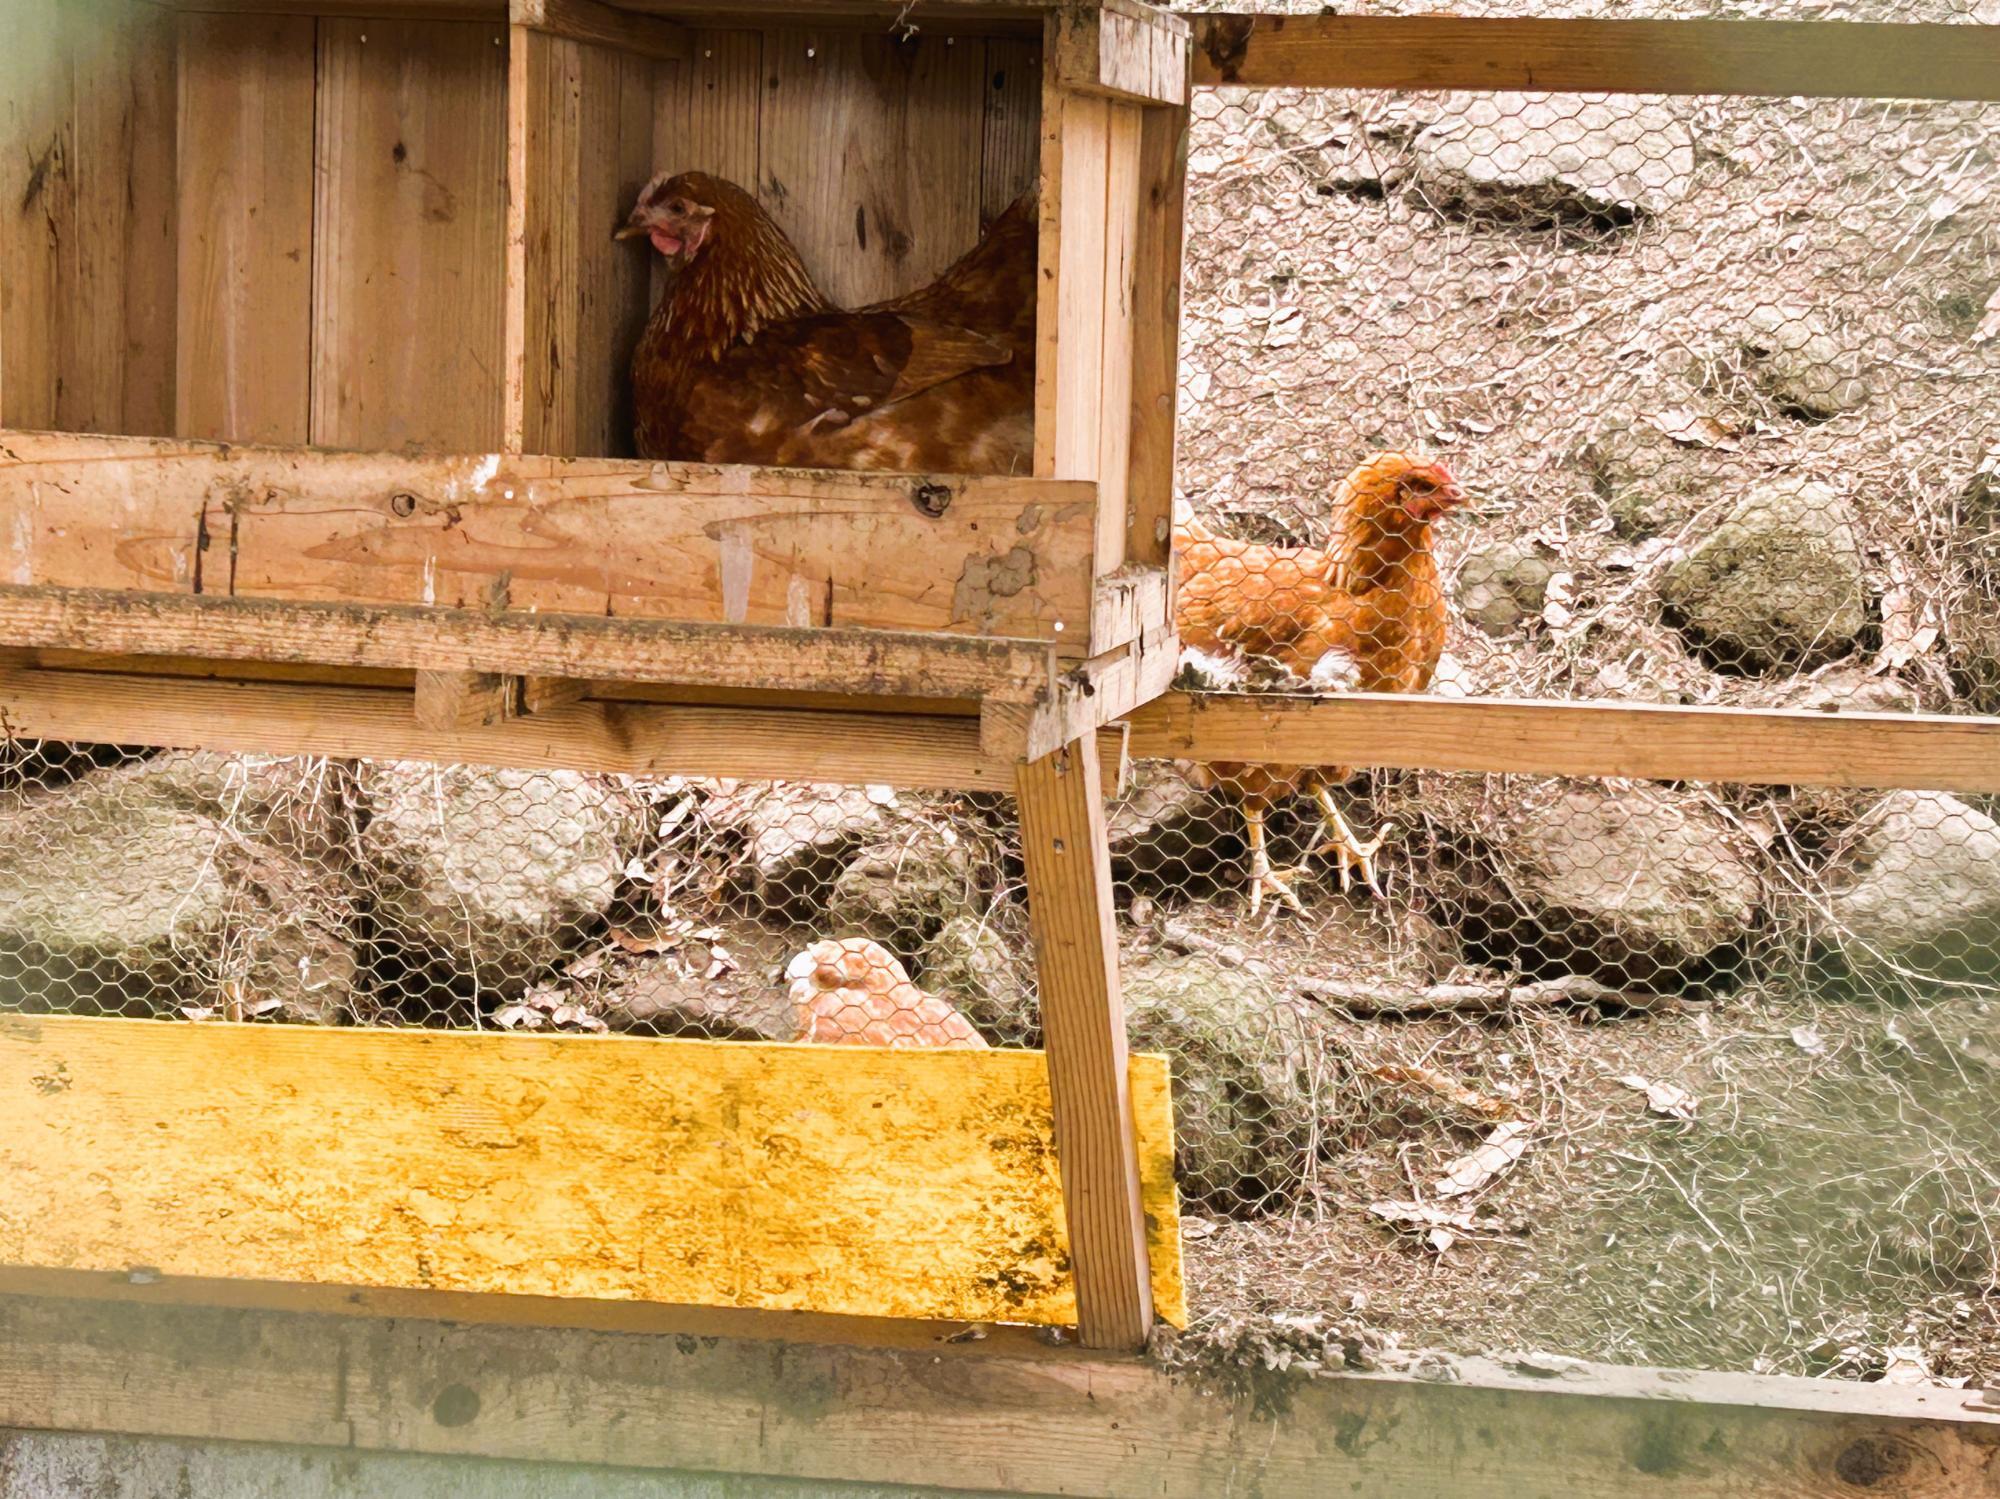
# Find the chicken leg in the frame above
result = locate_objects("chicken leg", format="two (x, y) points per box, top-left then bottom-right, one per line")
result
(1311, 782), (1391, 897)
(1244, 802), (1308, 918)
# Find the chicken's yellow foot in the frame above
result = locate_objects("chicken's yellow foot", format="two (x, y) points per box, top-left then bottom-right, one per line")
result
(1312, 784), (1392, 897)
(1245, 804), (1308, 918)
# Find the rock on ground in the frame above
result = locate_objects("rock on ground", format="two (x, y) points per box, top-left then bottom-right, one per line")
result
(1413, 94), (1694, 223)
(920, 908), (1038, 1045)
(1456, 538), (1557, 636)
(1417, 781), (1764, 988)
(1658, 479), (1869, 672)
(0, 757), (355, 1022)
(720, 784), (896, 919)
(1738, 304), (1870, 420)
(1581, 408), (1761, 540)
(358, 764), (646, 1006)
(1826, 791), (2000, 987)
(823, 818), (992, 956)
(1123, 953), (1331, 1210)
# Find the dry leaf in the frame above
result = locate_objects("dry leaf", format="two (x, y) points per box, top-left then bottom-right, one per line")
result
(1643, 407), (1741, 451)
(610, 927), (681, 957)
(491, 1003), (541, 1031)
(1542, 571), (1578, 631)
(1368, 1062), (1519, 1123)
(1434, 1121), (1536, 1198)
(1617, 1074), (1698, 1120)
(1264, 306), (1305, 347)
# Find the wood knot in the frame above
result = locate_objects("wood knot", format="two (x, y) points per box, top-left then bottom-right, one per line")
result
(1832, 1435), (1919, 1489)
(1199, 15), (1257, 82)
(912, 483), (953, 518)
(389, 492), (419, 518)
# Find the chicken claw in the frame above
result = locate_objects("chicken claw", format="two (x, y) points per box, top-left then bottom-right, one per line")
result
(1313, 785), (1392, 897)
(1244, 806), (1308, 919)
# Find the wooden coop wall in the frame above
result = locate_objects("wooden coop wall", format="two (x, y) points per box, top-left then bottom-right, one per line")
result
(1, 0), (510, 452)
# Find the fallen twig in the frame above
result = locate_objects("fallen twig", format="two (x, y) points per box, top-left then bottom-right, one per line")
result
(1298, 972), (1661, 1018)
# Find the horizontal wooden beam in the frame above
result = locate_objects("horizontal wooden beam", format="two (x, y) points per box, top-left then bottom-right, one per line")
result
(1054, 0), (1189, 106)
(0, 430), (1097, 643)
(0, 1017), (1183, 1328)
(1192, 15), (2000, 101)
(511, 0), (689, 61)
(0, 585), (1056, 700)
(174, 0), (505, 18)
(0, 662), (1123, 793)
(1126, 691), (2000, 794)
(0, 1294), (1993, 1497)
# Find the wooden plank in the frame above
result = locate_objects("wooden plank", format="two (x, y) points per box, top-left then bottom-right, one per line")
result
(0, 655), (1130, 790)
(176, 1), (504, 17)
(2, 1298), (1996, 1499)
(1124, 102), (1184, 569)
(979, 36), (1041, 227)
(506, 24), (656, 458)
(0, 662), (1128, 792)
(503, 24), (582, 454)
(1088, 563), (1170, 649)
(573, 42), (657, 458)
(0, 586), (1059, 700)
(61, 0), (179, 437)
(1033, 73), (1108, 485)
(1192, 15), (2000, 102)
(1052, 0), (1188, 106)
(311, 17), (509, 450)
(412, 666), (516, 727)
(175, 10), (317, 444)
(117, 0), (181, 437)
(0, 1015), (1181, 1328)
(1022, 617), (1173, 761)
(0, 0), (71, 432)
(511, 0), (689, 62)
(0, 432), (1100, 641)
(1125, 691), (2000, 795)
(1092, 99), (1140, 575)
(1015, 732), (1152, 1349)
(758, 27), (985, 308)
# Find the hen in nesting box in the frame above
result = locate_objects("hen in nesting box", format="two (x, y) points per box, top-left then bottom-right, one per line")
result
(619, 171), (1037, 474)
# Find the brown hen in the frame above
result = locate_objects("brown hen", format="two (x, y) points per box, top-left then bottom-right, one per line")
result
(618, 171), (1035, 472)
(1175, 451), (1467, 914)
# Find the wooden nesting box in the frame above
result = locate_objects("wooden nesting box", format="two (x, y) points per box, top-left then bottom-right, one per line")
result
(0, 0), (1189, 770)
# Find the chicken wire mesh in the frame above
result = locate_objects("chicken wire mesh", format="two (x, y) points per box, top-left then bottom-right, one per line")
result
(1, 0), (1996, 1397)
(1134, 0), (2000, 1389)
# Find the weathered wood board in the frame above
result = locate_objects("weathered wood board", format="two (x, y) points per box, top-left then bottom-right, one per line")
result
(0, 432), (1099, 640)
(1127, 690), (2000, 796)
(0, 0), (177, 439)
(0, 1015), (1184, 1329)
(311, 17), (509, 451)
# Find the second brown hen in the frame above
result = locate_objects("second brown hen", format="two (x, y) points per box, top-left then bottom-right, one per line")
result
(1176, 451), (1468, 914)
(619, 172), (1035, 473)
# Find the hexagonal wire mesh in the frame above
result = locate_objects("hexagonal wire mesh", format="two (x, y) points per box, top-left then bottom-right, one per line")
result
(1, 0), (1996, 1391)
(1147, 0), (2000, 1385)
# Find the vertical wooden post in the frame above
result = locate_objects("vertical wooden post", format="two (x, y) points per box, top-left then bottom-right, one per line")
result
(1016, 732), (1153, 1350)
(1125, 101), (1187, 569)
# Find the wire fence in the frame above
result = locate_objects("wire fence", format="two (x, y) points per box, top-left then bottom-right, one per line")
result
(1, 0), (1996, 1393)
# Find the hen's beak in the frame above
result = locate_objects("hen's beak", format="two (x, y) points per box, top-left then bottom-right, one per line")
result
(613, 222), (649, 242)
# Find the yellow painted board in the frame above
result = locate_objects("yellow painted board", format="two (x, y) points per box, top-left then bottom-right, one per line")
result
(0, 1015), (1184, 1329)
